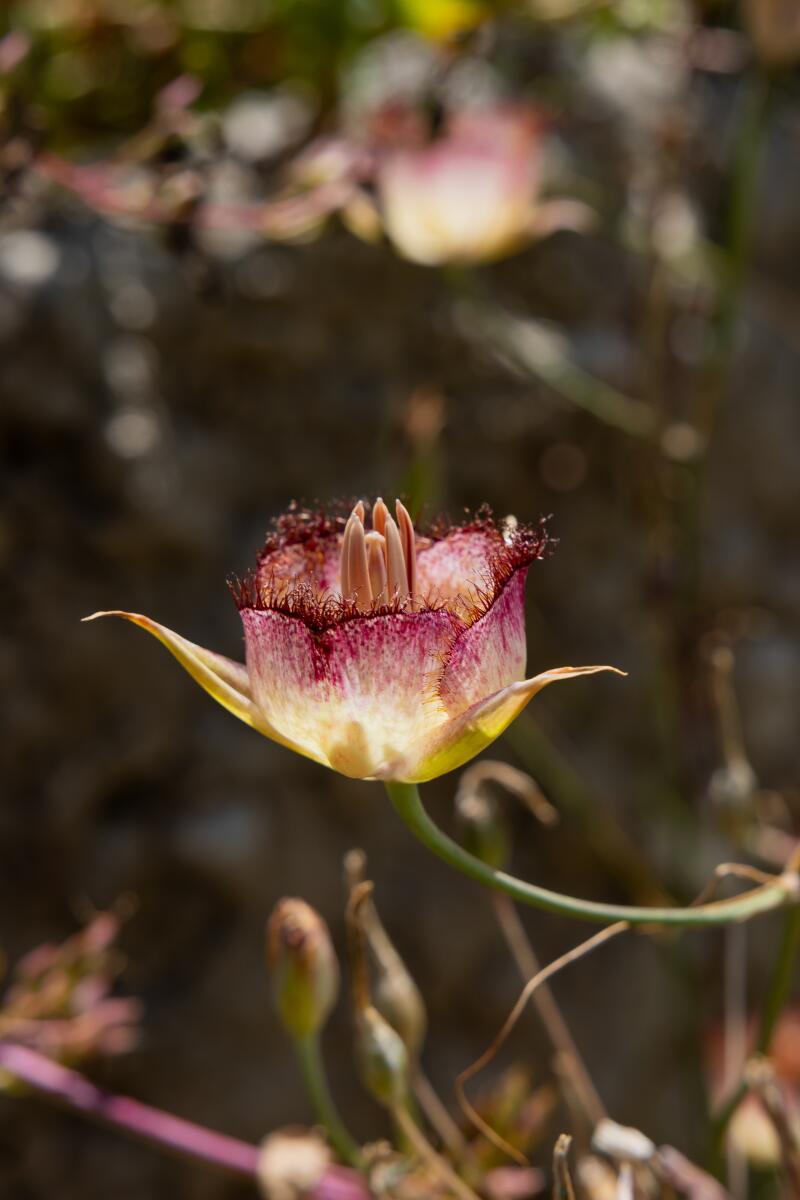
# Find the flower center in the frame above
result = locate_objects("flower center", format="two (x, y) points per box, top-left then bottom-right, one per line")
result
(340, 498), (418, 611)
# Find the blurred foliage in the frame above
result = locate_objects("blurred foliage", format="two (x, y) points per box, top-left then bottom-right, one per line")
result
(0, 0), (777, 150)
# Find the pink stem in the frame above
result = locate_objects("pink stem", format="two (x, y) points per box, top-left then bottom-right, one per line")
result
(0, 1042), (368, 1197)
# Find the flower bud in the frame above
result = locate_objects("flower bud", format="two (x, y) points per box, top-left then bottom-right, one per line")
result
(266, 899), (339, 1041)
(355, 1004), (409, 1109)
(344, 849), (427, 1061)
(374, 959), (427, 1064)
(455, 787), (509, 870)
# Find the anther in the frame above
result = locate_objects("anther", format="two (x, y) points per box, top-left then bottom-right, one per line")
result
(340, 499), (419, 611)
(372, 497), (389, 538)
(347, 514), (371, 609)
(365, 531), (388, 606)
(384, 516), (409, 604)
(395, 500), (418, 605)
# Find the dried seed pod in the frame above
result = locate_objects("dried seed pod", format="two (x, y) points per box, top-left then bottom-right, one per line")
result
(355, 1004), (409, 1109)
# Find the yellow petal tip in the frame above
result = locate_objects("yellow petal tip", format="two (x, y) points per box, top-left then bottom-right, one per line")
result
(82, 609), (145, 625)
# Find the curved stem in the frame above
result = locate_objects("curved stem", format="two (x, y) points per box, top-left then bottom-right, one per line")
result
(296, 1033), (362, 1168)
(386, 782), (797, 928)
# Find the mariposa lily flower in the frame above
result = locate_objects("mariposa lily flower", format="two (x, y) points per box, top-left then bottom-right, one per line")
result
(377, 107), (590, 267)
(86, 500), (619, 782)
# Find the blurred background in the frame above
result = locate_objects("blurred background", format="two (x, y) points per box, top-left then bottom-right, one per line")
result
(2, 0), (800, 1196)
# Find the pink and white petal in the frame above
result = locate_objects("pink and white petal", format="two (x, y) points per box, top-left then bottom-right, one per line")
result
(82, 610), (316, 761)
(258, 536), (342, 599)
(438, 568), (528, 717)
(240, 607), (457, 779)
(415, 530), (502, 609)
(378, 664), (626, 783)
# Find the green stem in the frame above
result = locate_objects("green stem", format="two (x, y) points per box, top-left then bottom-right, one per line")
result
(386, 782), (797, 928)
(711, 903), (800, 1155)
(718, 68), (771, 359)
(756, 902), (800, 1056)
(295, 1033), (362, 1167)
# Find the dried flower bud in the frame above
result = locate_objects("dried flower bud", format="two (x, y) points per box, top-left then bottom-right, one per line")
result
(267, 899), (339, 1041)
(344, 849), (427, 1060)
(373, 959), (427, 1064)
(455, 788), (509, 870)
(355, 1005), (409, 1108)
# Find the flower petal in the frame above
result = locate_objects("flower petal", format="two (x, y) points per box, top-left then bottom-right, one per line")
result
(416, 529), (502, 609)
(438, 568), (527, 716)
(82, 610), (318, 761)
(378, 664), (626, 783)
(240, 607), (457, 779)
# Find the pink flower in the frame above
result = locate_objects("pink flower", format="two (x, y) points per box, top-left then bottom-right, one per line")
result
(86, 501), (619, 782)
(377, 108), (586, 267)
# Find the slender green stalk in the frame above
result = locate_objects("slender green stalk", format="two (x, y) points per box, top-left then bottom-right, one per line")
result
(712, 903), (800, 1153)
(712, 67), (772, 379)
(386, 782), (797, 928)
(295, 1033), (362, 1167)
(756, 902), (800, 1056)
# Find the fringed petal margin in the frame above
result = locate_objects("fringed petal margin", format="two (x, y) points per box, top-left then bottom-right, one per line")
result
(82, 611), (324, 764)
(378, 664), (626, 783)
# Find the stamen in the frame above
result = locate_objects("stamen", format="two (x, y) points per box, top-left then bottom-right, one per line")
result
(384, 516), (410, 604)
(347, 515), (371, 610)
(395, 500), (418, 606)
(372, 497), (389, 538)
(365, 531), (388, 605)
(340, 515), (354, 600)
(339, 499), (418, 611)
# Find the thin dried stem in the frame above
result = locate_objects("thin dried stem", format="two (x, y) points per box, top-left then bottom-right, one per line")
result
(455, 922), (629, 1164)
(710, 647), (752, 777)
(345, 881), (375, 1014)
(457, 760), (559, 828)
(391, 1102), (481, 1200)
(490, 891), (605, 1127)
(413, 1066), (468, 1163)
(552, 1133), (577, 1200)
(745, 1057), (800, 1194)
(722, 926), (748, 1200)
(690, 862), (785, 909)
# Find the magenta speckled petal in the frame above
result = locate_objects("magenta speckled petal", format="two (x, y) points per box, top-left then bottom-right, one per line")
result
(241, 606), (458, 779)
(415, 529), (502, 609)
(257, 530), (343, 599)
(438, 568), (528, 716)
